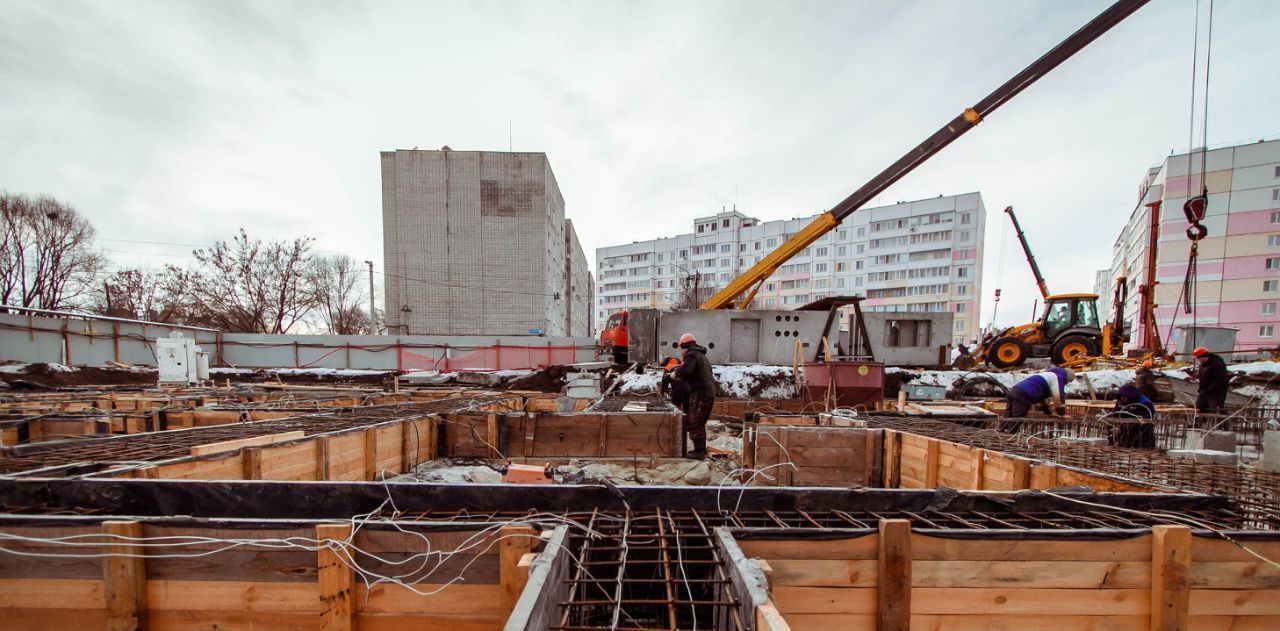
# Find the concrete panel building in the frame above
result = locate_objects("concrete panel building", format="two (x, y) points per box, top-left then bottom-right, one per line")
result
(1106, 138), (1280, 355)
(381, 149), (592, 337)
(595, 193), (986, 345)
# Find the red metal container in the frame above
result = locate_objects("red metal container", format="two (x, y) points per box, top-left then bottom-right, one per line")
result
(801, 361), (885, 408)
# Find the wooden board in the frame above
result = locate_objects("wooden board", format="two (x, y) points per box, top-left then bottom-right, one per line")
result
(190, 431), (306, 457)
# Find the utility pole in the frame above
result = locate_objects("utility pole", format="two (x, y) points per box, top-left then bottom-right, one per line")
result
(365, 260), (377, 334)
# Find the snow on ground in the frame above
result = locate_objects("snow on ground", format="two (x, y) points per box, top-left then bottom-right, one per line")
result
(709, 435), (743, 454)
(0, 362), (76, 373)
(267, 368), (391, 377)
(614, 364), (795, 398)
(1235, 385), (1280, 407)
(1229, 361), (1280, 376)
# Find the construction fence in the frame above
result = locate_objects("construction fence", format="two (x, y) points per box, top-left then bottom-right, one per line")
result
(0, 309), (597, 371)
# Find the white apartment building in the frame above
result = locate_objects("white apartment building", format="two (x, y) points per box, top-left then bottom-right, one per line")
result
(595, 193), (986, 345)
(1107, 138), (1280, 354)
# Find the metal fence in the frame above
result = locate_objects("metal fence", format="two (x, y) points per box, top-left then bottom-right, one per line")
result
(0, 308), (597, 371)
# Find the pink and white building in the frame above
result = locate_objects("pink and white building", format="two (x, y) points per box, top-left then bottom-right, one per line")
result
(1108, 138), (1280, 355)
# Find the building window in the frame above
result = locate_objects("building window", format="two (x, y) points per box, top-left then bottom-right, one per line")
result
(838, 229), (847, 240)
(1275, 165), (1280, 178)
(1263, 303), (1277, 316)
(697, 225), (704, 233)
(960, 213), (971, 224)
(855, 276), (863, 287)
(956, 267), (968, 278)
(1262, 325), (1275, 338)
(755, 241), (761, 250)
(815, 262), (828, 272)
(857, 244), (864, 254)
(766, 238), (778, 247)
(739, 243), (746, 252)
(836, 278), (846, 288)
(837, 246), (847, 256)
(956, 303), (966, 313)
(815, 247), (829, 257)
(720, 244), (731, 253)
(1266, 257), (1280, 270)
(857, 227), (865, 237)
(1271, 211), (1280, 224)
(1270, 234), (1280, 247)
(959, 230), (971, 242)
(836, 262), (848, 272)
(1265, 280), (1279, 292)
(722, 218), (730, 228)
(955, 319), (965, 331)
(855, 260), (863, 270)
(1274, 189), (1280, 201)
(956, 284), (967, 295)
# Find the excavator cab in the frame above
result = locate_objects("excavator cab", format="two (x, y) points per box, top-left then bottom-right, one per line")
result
(983, 294), (1104, 368)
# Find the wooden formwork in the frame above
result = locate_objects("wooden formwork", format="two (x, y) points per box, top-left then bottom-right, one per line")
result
(0, 518), (553, 631)
(884, 428), (1158, 492)
(735, 523), (1280, 631)
(744, 424), (882, 487)
(439, 412), (681, 460)
(94, 415), (440, 482)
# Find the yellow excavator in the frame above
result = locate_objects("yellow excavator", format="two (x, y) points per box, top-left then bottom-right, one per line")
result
(974, 206), (1125, 368)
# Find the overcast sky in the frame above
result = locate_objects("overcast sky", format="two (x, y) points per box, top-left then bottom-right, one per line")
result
(4, 0), (1278, 328)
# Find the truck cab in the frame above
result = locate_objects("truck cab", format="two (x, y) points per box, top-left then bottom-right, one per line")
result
(599, 311), (629, 363)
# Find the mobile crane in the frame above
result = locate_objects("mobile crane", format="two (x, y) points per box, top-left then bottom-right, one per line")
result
(603, 0), (1151, 363)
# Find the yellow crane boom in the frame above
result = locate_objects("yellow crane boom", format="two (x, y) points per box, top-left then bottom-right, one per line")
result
(700, 0), (1149, 310)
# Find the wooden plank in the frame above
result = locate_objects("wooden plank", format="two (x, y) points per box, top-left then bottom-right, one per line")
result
(911, 588), (1150, 615)
(103, 521), (147, 631)
(970, 449), (985, 491)
(740, 535), (879, 561)
(499, 526), (537, 616)
(913, 560), (1150, 589)
(189, 431), (305, 457)
(1188, 589), (1280, 615)
(912, 535), (1152, 562)
(317, 523), (355, 630)
(364, 428), (379, 481)
(883, 430), (900, 488)
(908, 614), (1148, 630)
(1029, 463), (1058, 489)
(771, 586), (877, 614)
(878, 519), (911, 631)
(1152, 525), (1191, 631)
(147, 580), (318, 613)
(924, 439), (940, 488)
(243, 447), (263, 480)
(317, 436), (333, 481)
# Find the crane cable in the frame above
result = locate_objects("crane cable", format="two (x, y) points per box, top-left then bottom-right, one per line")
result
(1174, 0), (1213, 356)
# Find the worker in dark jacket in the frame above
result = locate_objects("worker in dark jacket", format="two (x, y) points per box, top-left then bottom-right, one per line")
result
(1000, 367), (1074, 432)
(1134, 360), (1160, 402)
(673, 333), (716, 460)
(1193, 347), (1229, 415)
(1109, 383), (1156, 449)
(658, 357), (690, 412)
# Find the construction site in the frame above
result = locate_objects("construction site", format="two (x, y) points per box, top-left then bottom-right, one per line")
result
(3, 0), (1280, 630)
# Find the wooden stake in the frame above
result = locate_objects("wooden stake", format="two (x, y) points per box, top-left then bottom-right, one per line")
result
(877, 519), (911, 631)
(364, 427), (379, 481)
(1151, 525), (1190, 631)
(317, 523), (355, 631)
(103, 520), (147, 631)
(499, 526), (538, 615)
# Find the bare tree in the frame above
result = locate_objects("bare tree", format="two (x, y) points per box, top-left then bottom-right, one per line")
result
(675, 272), (719, 310)
(186, 229), (316, 333)
(308, 254), (372, 334)
(91, 266), (196, 323)
(1, 193), (106, 310)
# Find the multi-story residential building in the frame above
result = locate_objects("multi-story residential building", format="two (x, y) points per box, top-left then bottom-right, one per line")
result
(381, 148), (592, 337)
(595, 193), (986, 345)
(1107, 138), (1280, 354)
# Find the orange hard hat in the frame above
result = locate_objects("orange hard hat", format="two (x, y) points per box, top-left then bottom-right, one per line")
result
(1142, 360), (1153, 368)
(1192, 347), (1209, 358)
(678, 333), (696, 345)
(664, 358), (679, 370)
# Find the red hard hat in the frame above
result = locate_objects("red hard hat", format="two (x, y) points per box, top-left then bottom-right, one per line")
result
(1192, 347), (1209, 358)
(678, 333), (696, 345)
(1141, 360), (1153, 368)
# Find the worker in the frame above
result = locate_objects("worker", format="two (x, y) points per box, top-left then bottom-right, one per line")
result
(1109, 383), (1156, 449)
(672, 333), (716, 460)
(1193, 347), (1229, 415)
(1000, 367), (1075, 432)
(1134, 360), (1160, 402)
(658, 357), (689, 412)
(952, 343), (974, 370)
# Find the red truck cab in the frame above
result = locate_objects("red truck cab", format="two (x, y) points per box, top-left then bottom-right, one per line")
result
(599, 311), (629, 363)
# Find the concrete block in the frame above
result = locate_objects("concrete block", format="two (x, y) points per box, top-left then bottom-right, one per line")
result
(1186, 428), (1236, 453)
(1264, 430), (1280, 473)
(1167, 449), (1238, 466)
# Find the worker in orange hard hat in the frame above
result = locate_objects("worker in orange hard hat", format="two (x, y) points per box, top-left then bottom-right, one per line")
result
(671, 332), (716, 460)
(658, 356), (689, 412)
(1134, 359), (1159, 401)
(1192, 346), (1229, 416)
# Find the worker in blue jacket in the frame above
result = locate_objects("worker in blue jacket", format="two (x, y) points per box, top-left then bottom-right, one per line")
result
(1000, 367), (1075, 432)
(1108, 383), (1156, 449)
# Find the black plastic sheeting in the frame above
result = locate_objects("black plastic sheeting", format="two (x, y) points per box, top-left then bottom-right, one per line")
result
(0, 478), (1236, 520)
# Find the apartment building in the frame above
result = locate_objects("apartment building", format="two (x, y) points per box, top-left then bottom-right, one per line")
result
(381, 149), (593, 337)
(1107, 138), (1280, 354)
(595, 193), (986, 345)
